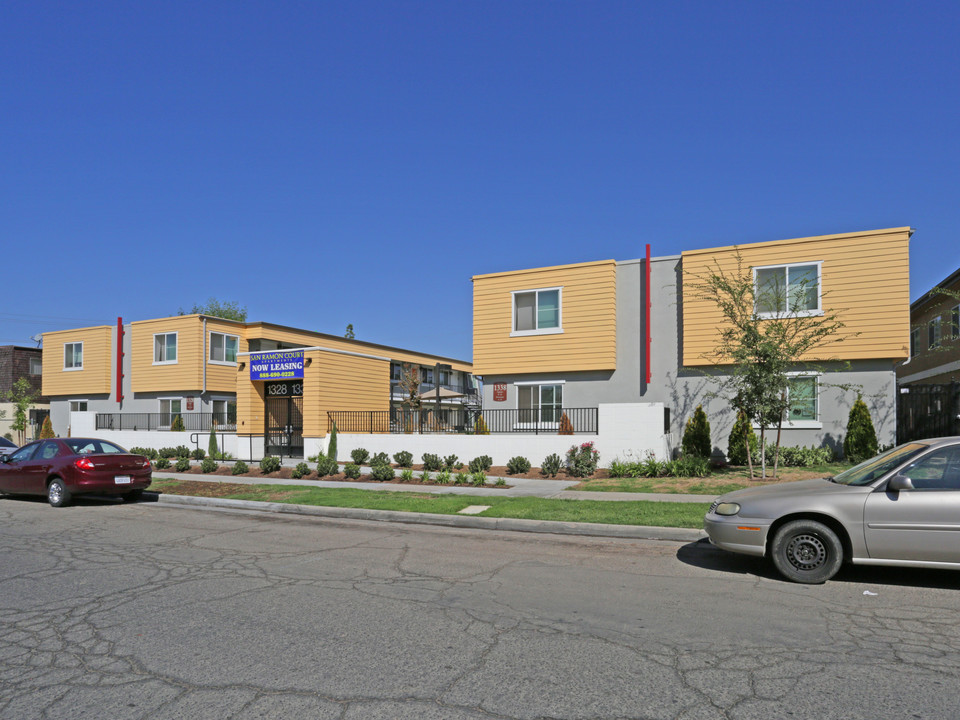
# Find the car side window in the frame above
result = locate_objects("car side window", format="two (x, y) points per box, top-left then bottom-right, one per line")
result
(38, 442), (61, 460)
(902, 446), (960, 491)
(7, 444), (39, 462)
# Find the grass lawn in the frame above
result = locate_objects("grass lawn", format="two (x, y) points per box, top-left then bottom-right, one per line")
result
(150, 479), (709, 529)
(571, 462), (852, 495)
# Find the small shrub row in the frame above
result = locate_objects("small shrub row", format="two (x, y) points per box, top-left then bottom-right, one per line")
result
(259, 456), (281, 474)
(469, 455), (492, 473)
(232, 461), (249, 475)
(191, 448), (206, 460)
(153, 457), (170, 469)
(506, 456), (531, 475)
(394, 450), (413, 467)
(422, 453), (443, 471)
(158, 446), (191, 459)
(316, 456), (338, 477)
(344, 463), (361, 479)
(130, 446), (158, 460)
(609, 453), (710, 478)
(291, 462), (310, 479)
(200, 457), (218, 473)
(175, 457), (191, 473)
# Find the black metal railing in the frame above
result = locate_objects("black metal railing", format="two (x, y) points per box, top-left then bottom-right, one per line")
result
(95, 413), (237, 432)
(328, 407), (598, 435)
(390, 381), (479, 397)
(897, 382), (960, 444)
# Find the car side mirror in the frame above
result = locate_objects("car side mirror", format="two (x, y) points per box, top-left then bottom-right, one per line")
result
(887, 474), (915, 492)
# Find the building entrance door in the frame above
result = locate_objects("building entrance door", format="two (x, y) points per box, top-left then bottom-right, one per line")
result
(264, 381), (304, 458)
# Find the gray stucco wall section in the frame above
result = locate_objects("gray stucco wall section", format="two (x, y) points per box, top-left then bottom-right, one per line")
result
(481, 254), (898, 457)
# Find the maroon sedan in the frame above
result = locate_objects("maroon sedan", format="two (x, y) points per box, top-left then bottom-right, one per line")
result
(0, 438), (152, 507)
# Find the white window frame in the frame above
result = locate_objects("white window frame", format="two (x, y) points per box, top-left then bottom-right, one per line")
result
(929, 316), (942, 350)
(750, 373), (822, 430)
(514, 380), (565, 428)
(209, 332), (240, 365)
(511, 286), (564, 337)
(63, 342), (83, 371)
(153, 332), (179, 365)
(159, 397), (183, 428)
(752, 262), (823, 318)
(69, 399), (89, 413)
(210, 397), (236, 426)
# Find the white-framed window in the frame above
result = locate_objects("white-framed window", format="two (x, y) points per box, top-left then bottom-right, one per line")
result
(211, 399), (237, 426)
(154, 332), (178, 364)
(910, 327), (920, 358)
(753, 262), (821, 317)
(929, 316), (942, 349)
(516, 382), (564, 425)
(210, 332), (239, 364)
(64, 342), (83, 370)
(159, 398), (182, 427)
(787, 376), (818, 423)
(29, 357), (42, 375)
(511, 287), (562, 336)
(69, 400), (88, 412)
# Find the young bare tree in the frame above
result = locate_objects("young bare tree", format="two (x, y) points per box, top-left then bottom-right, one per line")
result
(398, 363), (422, 410)
(687, 252), (850, 478)
(6, 377), (37, 446)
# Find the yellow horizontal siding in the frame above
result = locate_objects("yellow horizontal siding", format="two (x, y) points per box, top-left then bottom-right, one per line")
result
(682, 228), (911, 366)
(42, 326), (113, 396)
(205, 318), (248, 393)
(130, 316), (205, 392)
(312, 350), (390, 436)
(473, 260), (617, 375)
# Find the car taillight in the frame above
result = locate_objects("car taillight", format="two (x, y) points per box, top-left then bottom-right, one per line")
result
(140, 459), (151, 469)
(75, 457), (95, 470)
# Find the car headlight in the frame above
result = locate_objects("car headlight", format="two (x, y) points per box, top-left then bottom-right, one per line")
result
(714, 502), (741, 516)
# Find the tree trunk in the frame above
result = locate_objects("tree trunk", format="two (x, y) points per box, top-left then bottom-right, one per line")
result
(760, 427), (767, 479)
(772, 390), (786, 479)
(744, 417), (755, 481)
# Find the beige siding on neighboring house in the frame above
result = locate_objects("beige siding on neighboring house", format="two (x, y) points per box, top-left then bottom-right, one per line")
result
(472, 260), (617, 375)
(681, 228), (912, 367)
(42, 326), (113, 396)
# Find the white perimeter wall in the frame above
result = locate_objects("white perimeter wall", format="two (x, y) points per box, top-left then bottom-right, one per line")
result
(70, 412), (239, 458)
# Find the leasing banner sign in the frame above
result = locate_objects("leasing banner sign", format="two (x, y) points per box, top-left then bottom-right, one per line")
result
(250, 350), (304, 381)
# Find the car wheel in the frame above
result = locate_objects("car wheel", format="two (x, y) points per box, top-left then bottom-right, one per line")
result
(771, 519), (843, 584)
(47, 479), (72, 508)
(122, 490), (144, 503)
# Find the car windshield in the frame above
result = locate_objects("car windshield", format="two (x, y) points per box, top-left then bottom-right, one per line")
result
(831, 443), (929, 486)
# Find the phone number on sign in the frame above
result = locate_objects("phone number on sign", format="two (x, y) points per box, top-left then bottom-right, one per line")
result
(259, 372), (298, 379)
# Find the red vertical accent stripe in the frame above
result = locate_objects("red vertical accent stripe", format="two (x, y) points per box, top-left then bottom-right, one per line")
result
(116, 317), (124, 404)
(645, 244), (651, 385)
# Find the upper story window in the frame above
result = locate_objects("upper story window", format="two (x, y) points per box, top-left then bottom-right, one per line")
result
(929, 316), (942, 349)
(512, 287), (562, 336)
(754, 263), (821, 317)
(210, 332), (239, 364)
(154, 332), (178, 364)
(64, 342), (83, 370)
(29, 357), (42, 375)
(910, 327), (920, 358)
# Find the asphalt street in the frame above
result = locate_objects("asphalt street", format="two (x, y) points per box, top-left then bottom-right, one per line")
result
(1, 495), (959, 719)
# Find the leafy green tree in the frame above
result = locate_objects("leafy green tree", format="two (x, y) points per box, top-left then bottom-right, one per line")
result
(687, 252), (848, 478)
(5, 377), (36, 446)
(178, 298), (247, 322)
(681, 405), (712, 458)
(843, 395), (878, 463)
(208, 425), (219, 459)
(727, 409), (758, 468)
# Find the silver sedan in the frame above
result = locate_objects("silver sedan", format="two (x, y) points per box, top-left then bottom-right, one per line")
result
(704, 437), (960, 583)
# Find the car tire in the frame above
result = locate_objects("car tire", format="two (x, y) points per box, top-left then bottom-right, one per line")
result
(771, 519), (843, 584)
(122, 490), (144, 503)
(47, 478), (72, 508)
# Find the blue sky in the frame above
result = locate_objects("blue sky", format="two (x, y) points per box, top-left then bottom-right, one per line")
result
(2, 1), (957, 360)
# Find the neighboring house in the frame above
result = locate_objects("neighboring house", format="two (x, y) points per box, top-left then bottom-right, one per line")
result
(473, 227), (912, 454)
(898, 266), (960, 386)
(0, 345), (49, 442)
(42, 316), (472, 459)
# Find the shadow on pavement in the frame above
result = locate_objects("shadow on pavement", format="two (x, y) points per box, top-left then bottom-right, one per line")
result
(676, 537), (960, 589)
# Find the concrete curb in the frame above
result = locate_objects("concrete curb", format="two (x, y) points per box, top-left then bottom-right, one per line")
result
(156, 494), (707, 542)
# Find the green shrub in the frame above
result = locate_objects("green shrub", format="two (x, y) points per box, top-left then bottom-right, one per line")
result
(191, 448), (206, 460)
(259, 456), (281, 474)
(469, 455), (493, 473)
(471, 471), (487, 486)
(775, 445), (834, 467)
(639, 454), (668, 478)
(158, 447), (178, 458)
(682, 405), (712, 459)
(327, 421), (338, 461)
(541, 453), (562, 477)
(200, 457), (218, 473)
(495, 477), (506, 487)
(454, 471), (470, 485)
(609, 458), (631, 477)
(422, 453), (443, 471)
(175, 457), (191, 473)
(316, 456), (338, 477)
(435, 469), (452, 485)
(370, 463), (395, 482)
(394, 450), (413, 467)
(443, 454), (460, 470)
(213, 451), (234, 461)
(232, 461), (249, 475)
(370, 451), (390, 467)
(291, 462), (310, 479)
(351, 448), (370, 464)
(208, 426), (219, 459)
(844, 395), (878, 463)
(343, 463), (361, 479)
(727, 409), (758, 465)
(506, 456), (531, 475)
(171, 415), (185, 432)
(565, 442), (599, 478)
(131, 446), (158, 460)
(665, 456), (710, 478)
(399, 468), (414, 482)
(174, 445), (191, 458)
(154, 457), (170, 469)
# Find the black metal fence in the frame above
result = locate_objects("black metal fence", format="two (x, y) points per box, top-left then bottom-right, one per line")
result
(897, 383), (960, 444)
(95, 413), (237, 432)
(328, 407), (598, 435)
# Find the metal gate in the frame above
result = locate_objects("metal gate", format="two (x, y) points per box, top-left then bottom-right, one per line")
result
(264, 381), (304, 458)
(897, 382), (960, 444)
